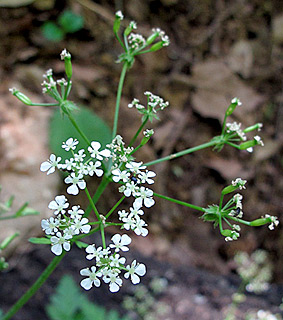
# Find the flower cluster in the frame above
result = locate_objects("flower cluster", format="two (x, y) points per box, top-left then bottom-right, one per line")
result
(40, 138), (110, 195)
(80, 233), (146, 293)
(41, 195), (91, 255)
(128, 91), (169, 122)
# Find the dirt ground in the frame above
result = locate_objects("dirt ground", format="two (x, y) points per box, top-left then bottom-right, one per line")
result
(0, 0), (282, 319)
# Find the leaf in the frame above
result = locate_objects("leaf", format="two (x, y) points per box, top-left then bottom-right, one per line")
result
(49, 106), (111, 164)
(58, 10), (84, 34)
(41, 21), (64, 42)
(15, 203), (39, 217)
(29, 237), (51, 245)
(74, 240), (89, 249)
(46, 275), (84, 320)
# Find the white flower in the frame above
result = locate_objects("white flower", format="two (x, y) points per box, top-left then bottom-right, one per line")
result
(41, 217), (60, 235)
(121, 181), (139, 197)
(134, 217), (148, 237)
(74, 149), (86, 162)
(232, 178), (247, 190)
(118, 209), (129, 220)
(68, 205), (84, 219)
(61, 158), (76, 171)
(62, 138), (78, 151)
(233, 194), (243, 209)
(109, 254), (126, 267)
(109, 234), (132, 252)
(124, 260), (146, 284)
(88, 141), (111, 160)
(138, 170), (156, 184)
(76, 162), (89, 175)
(122, 216), (137, 231)
(48, 195), (69, 215)
(80, 266), (102, 290)
(50, 232), (72, 255)
(87, 161), (103, 177)
(264, 214), (279, 230)
(115, 10), (124, 20)
(129, 201), (144, 217)
(40, 154), (61, 175)
(71, 217), (91, 235)
(112, 169), (130, 183)
(103, 271), (123, 293)
(64, 173), (86, 195)
(85, 245), (103, 261)
(134, 187), (155, 208)
(126, 161), (146, 174)
(254, 135), (264, 146)
(231, 97), (242, 106)
(60, 49), (71, 60)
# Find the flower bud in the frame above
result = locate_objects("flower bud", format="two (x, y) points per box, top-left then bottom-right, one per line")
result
(146, 33), (159, 46)
(113, 11), (123, 34)
(9, 88), (32, 105)
(60, 100), (79, 115)
(225, 97), (242, 116)
(250, 218), (268, 227)
(149, 41), (164, 52)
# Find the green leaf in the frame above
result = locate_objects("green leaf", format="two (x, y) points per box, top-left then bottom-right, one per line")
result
(58, 10), (84, 34)
(46, 275), (84, 320)
(49, 106), (111, 164)
(42, 21), (65, 42)
(29, 237), (51, 245)
(15, 203), (39, 217)
(74, 240), (89, 249)
(0, 232), (19, 250)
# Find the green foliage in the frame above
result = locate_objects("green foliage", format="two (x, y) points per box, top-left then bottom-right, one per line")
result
(29, 237), (51, 245)
(42, 22), (65, 42)
(46, 275), (129, 320)
(58, 10), (84, 34)
(42, 9), (84, 42)
(49, 106), (111, 164)
(0, 308), (3, 320)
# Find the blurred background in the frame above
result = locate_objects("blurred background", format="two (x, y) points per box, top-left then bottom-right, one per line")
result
(0, 0), (282, 319)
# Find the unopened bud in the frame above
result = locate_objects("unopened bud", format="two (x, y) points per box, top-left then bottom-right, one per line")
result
(9, 88), (32, 105)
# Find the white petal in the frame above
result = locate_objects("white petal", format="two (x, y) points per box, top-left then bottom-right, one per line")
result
(131, 273), (140, 284)
(67, 184), (79, 195)
(111, 234), (121, 244)
(81, 225), (91, 233)
(144, 198), (155, 208)
(47, 167), (56, 175)
(96, 169), (103, 177)
(135, 264), (146, 276)
(64, 176), (73, 184)
(81, 278), (92, 290)
(90, 141), (101, 150)
(80, 268), (91, 276)
(63, 242), (71, 251)
(78, 181), (86, 190)
(109, 282), (120, 293)
(134, 198), (143, 208)
(51, 244), (62, 255)
(49, 154), (56, 162)
(93, 278), (101, 287)
(100, 149), (111, 158)
(48, 200), (58, 210)
(55, 195), (67, 205)
(40, 162), (51, 172)
(121, 234), (131, 246)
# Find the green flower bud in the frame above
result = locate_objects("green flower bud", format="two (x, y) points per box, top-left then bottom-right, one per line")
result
(239, 140), (257, 150)
(225, 97), (242, 116)
(146, 32), (159, 46)
(113, 11), (123, 34)
(221, 185), (238, 195)
(250, 218), (269, 227)
(9, 88), (32, 105)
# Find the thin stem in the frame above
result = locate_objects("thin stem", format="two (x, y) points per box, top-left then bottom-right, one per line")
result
(105, 196), (126, 219)
(30, 103), (59, 107)
(100, 224), (106, 249)
(129, 116), (149, 147)
(2, 253), (66, 320)
(144, 141), (217, 167)
(226, 215), (251, 226)
(112, 62), (128, 139)
(68, 113), (90, 146)
(221, 114), (228, 136)
(225, 141), (241, 149)
(106, 222), (124, 227)
(114, 32), (126, 50)
(129, 144), (143, 155)
(74, 226), (100, 240)
(85, 176), (110, 217)
(84, 187), (100, 221)
(154, 192), (205, 212)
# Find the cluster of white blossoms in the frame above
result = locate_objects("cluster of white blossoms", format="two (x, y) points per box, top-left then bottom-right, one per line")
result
(80, 234), (146, 293)
(41, 69), (70, 95)
(40, 135), (156, 292)
(41, 195), (91, 255)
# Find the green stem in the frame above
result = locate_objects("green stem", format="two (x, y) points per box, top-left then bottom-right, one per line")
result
(112, 62), (128, 140)
(85, 176), (110, 217)
(105, 196), (126, 219)
(100, 224), (106, 249)
(144, 141), (217, 167)
(225, 215), (251, 226)
(106, 222), (123, 226)
(2, 252), (66, 320)
(221, 114), (228, 136)
(74, 226), (100, 240)
(84, 187), (100, 221)
(30, 103), (59, 107)
(154, 192), (205, 212)
(129, 116), (149, 147)
(68, 113), (90, 146)
(225, 141), (241, 149)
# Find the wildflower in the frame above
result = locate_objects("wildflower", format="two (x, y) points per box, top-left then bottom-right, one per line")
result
(61, 158), (76, 171)
(40, 154), (62, 175)
(112, 169), (130, 183)
(64, 173), (86, 195)
(62, 138), (79, 151)
(226, 122), (247, 141)
(50, 231), (72, 255)
(138, 170), (156, 184)
(109, 254), (126, 267)
(231, 97), (242, 106)
(124, 260), (146, 284)
(232, 178), (247, 190)
(103, 271), (123, 293)
(60, 49), (71, 60)
(85, 245), (103, 261)
(134, 187), (155, 208)
(143, 129), (154, 138)
(80, 266), (102, 290)
(41, 217), (60, 235)
(254, 135), (264, 146)
(109, 234), (132, 252)
(126, 161), (146, 174)
(115, 10), (124, 20)
(74, 149), (86, 162)
(120, 181), (139, 197)
(71, 217), (91, 235)
(118, 209), (129, 220)
(88, 141), (111, 160)
(129, 201), (144, 217)
(264, 214), (279, 230)
(87, 161), (103, 177)
(134, 216), (148, 236)
(48, 195), (69, 215)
